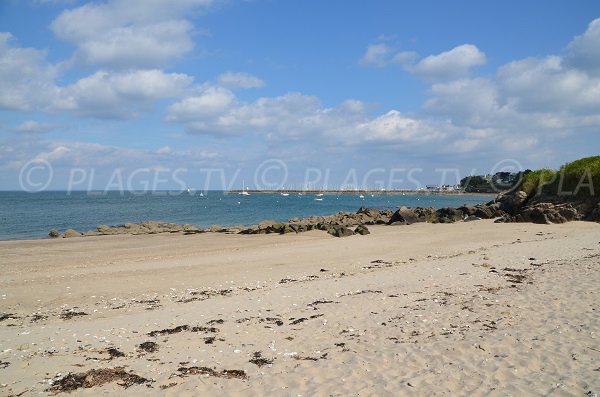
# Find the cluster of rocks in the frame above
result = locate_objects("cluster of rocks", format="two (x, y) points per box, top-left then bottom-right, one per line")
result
(49, 189), (599, 239)
(494, 190), (598, 224)
(49, 221), (204, 239)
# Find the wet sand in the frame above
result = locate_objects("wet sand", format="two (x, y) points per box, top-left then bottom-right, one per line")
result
(0, 221), (598, 396)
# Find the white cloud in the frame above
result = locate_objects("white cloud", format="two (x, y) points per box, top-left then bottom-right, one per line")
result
(565, 17), (600, 76)
(0, 33), (59, 112)
(410, 44), (486, 82)
(167, 86), (236, 122)
(167, 90), (463, 150)
(497, 56), (600, 114)
(359, 42), (418, 67)
(357, 110), (447, 144)
(217, 72), (265, 89)
(57, 69), (194, 118)
(13, 120), (58, 134)
(359, 43), (391, 67)
(168, 92), (365, 139)
(50, 0), (215, 69)
(0, 33), (193, 118)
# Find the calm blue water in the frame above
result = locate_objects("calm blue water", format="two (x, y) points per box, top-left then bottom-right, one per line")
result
(0, 191), (491, 240)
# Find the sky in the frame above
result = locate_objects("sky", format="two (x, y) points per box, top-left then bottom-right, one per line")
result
(0, 0), (599, 191)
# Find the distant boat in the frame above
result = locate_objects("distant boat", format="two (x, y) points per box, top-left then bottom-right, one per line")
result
(186, 188), (191, 193)
(359, 195), (365, 199)
(281, 193), (289, 196)
(239, 180), (250, 196)
(315, 198), (323, 201)
(316, 193), (324, 197)
(199, 192), (204, 197)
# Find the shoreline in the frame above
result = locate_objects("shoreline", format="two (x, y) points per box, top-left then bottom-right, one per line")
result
(227, 189), (497, 197)
(0, 221), (598, 395)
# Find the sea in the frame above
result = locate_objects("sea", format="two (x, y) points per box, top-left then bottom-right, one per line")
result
(0, 191), (491, 240)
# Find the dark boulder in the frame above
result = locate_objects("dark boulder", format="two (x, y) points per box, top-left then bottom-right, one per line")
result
(435, 207), (464, 223)
(327, 225), (355, 238)
(518, 202), (581, 224)
(388, 206), (420, 225)
(354, 225), (370, 235)
(457, 206), (477, 216)
(48, 229), (60, 238)
(497, 190), (529, 214)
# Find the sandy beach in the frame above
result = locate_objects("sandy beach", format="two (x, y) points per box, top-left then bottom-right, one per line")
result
(0, 221), (598, 396)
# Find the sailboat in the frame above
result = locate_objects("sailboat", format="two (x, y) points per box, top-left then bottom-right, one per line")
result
(239, 180), (250, 196)
(280, 192), (289, 196)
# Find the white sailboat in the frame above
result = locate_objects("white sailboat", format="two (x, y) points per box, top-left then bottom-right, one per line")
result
(239, 180), (250, 196)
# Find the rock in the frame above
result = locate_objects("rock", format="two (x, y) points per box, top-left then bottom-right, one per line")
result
(182, 224), (203, 234)
(457, 206), (477, 216)
(388, 206), (420, 225)
(464, 215), (481, 222)
(48, 229), (60, 238)
(63, 229), (82, 238)
(357, 207), (393, 224)
(97, 224), (113, 234)
(327, 225), (355, 238)
(474, 206), (494, 219)
(258, 220), (277, 230)
(265, 222), (295, 234)
(516, 202), (581, 224)
(354, 225), (370, 235)
(497, 190), (529, 214)
(435, 208), (463, 223)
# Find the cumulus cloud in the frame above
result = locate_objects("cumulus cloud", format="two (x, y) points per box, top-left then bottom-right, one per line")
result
(565, 17), (600, 76)
(497, 56), (600, 115)
(168, 91), (358, 138)
(50, 0), (215, 69)
(217, 72), (265, 89)
(0, 33), (195, 118)
(57, 69), (193, 118)
(0, 33), (59, 112)
(167, 86), (236, 122)
(356, 110), (447, 144)
(167, 90), (462, 150)
(409, 44), (486, 82)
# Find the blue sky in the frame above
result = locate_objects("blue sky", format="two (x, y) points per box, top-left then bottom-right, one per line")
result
(0, 0), (599, 190)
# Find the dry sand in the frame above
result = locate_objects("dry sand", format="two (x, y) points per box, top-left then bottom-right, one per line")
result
(0, 220), (598, 396)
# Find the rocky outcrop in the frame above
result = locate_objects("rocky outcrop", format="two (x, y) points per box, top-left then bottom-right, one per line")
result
(92, 221), (205, 236)
(354, 225), (370, 235)
(497, 202), (581, 224)
(63, 229), (82, 238)
(287, 207), (393, 229)
(327, 225), (355, 238)
(492, 188), (598, 224)
(48, 229), (60, 238)
(388, 206), (433, 225)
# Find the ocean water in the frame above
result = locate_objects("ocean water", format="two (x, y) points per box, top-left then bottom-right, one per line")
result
(0, 191), (491, 240)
